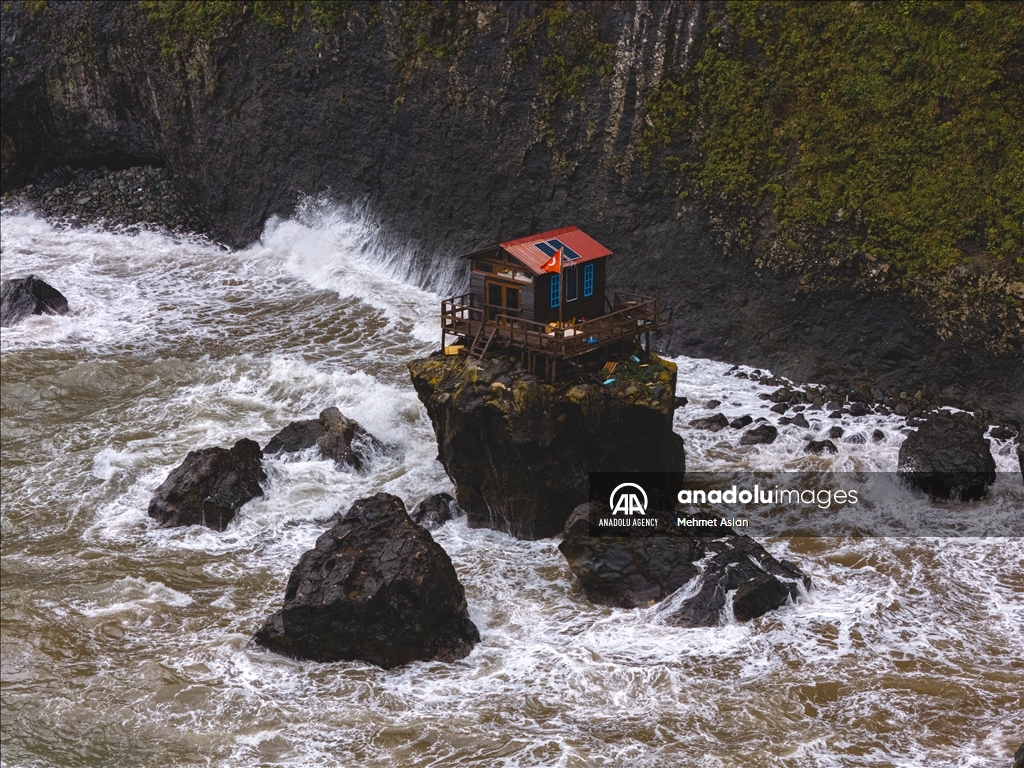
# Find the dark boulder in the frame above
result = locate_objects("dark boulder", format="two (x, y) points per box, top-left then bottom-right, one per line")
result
(409, 353), (685, 540)
(148, 438), (266, 530)
(897, 412), (996, 500)
(770, 402), (788, 414)
(1018, 442), (1023, 485)
(690, 413), (729, 432)
(827, 426), (845, 439)
(872, 429), (886, 442)
(806, 439), (838, 456)
(1014, 742), (1024, 768)
(844, 432), (867, 444)
(848, 402), (870, 417)
(989, 425), (1015, 440)
(730, 415), (753, 429)
(705, 399), (721, 409)
(410, 492), (459, 530)
(264, 407), (386, 471)
(0, 275), (69, 327)
(253, 493), (479, 668)
(559, 503), (811, 626)
(740, 424), (778, 445)
(557, 504), (702, 608)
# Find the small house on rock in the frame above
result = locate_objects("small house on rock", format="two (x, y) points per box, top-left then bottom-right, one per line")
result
(441, 227), (666, 380)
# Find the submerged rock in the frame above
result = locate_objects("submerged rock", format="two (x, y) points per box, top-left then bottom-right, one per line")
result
(409, 353), (685, 540)
(730, 415), (753, 429)
(0, 275), (69, 326)
(898, 412), (996, 500)
(147, 438), (266, 530)
(264, 407), (387, 471)
(253, 493), (479, 668)
(558, 503), (810, 626)
(410, 492), (459, 530)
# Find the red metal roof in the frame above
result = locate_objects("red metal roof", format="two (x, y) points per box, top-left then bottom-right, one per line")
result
(498, 226), (612, 274)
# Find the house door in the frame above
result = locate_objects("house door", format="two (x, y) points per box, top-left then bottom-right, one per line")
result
(485, 281), (520, 322)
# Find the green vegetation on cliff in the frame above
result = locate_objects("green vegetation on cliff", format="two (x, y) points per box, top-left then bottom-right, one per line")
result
(643, 1), (1023, 285)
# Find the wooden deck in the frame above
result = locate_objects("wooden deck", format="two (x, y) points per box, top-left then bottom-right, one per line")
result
(441, 292), (667, 374)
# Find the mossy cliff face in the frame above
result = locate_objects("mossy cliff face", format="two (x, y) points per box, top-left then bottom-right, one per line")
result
(408, 354), (686, 540)
(2, 1), (1020, 418)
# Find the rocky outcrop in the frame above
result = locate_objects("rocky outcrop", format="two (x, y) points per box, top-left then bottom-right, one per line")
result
(558, 503), (810, 626)
(410, 492), (459, 530)
(253, 493), (479, 668)
(147, 438), (266, 530)
(4, 165), (203, 233)
(409, 352), (685, 540)
(0, 275), (69, 327)
(2, 2), (1020, 420)
(898, 412), (996, 500)
(264, 406), (387, 471)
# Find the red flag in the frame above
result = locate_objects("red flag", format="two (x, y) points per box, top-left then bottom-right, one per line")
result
(541, 247), (562, 274)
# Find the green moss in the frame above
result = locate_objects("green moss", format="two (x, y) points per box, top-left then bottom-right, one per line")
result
(509, 3), (614, 126)
(641, 1), (1024, 283)
(143, 1), (350, 55)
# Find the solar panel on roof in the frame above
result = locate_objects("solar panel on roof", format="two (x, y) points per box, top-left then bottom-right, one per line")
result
(547, 239), (581, 260)
(535, 242), (557, 257)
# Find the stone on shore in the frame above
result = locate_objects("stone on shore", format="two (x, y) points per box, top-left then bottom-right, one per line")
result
(253, 493), (479, 668)
(147, 438), (266, 530)
(264, 407), (387, 472)
(558, 503), (810, 626)
(898, 411), (996, 500)
(740, 424), (778, 445)
(690, 413), (730, 431)
(410, 492), (459, 530)
(1, 275), (69, 327)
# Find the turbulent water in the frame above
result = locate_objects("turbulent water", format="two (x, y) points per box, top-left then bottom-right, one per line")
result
(2, 203), (1022, 768)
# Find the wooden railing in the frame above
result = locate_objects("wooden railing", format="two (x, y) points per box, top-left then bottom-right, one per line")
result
(441, 291), (665, 360)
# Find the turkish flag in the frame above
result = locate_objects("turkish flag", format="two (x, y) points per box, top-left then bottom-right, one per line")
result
(541, 247), (562, 274)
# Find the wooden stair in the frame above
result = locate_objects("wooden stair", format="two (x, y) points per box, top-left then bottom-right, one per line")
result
(468, 326), (497, 359)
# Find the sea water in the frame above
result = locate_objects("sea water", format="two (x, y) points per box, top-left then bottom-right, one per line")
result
(2, 202), (1021, 767)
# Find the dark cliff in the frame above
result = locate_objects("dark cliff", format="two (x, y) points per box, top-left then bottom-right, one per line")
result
(2, 1), (1021, 419)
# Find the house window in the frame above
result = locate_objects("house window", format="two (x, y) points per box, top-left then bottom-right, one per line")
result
(583, 263), (594, 297)
(564, 265), (578, 302)
(550, 274), (560, 308)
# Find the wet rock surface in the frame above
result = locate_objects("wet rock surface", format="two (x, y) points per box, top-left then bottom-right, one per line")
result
(264, 407), (389, 472)
(253, 493), (479, 668)
(409, 492), (459, 530)
(805, 439), (839, 456)
(559, 503), (810, 626)
(739, 424), (778, 445)
(0, 275), (69, 327)
(409, 352), (685, 540)
(147, 438), (266, 530)
(689, 413), (729, 432)
(898, 412), (996, 500)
